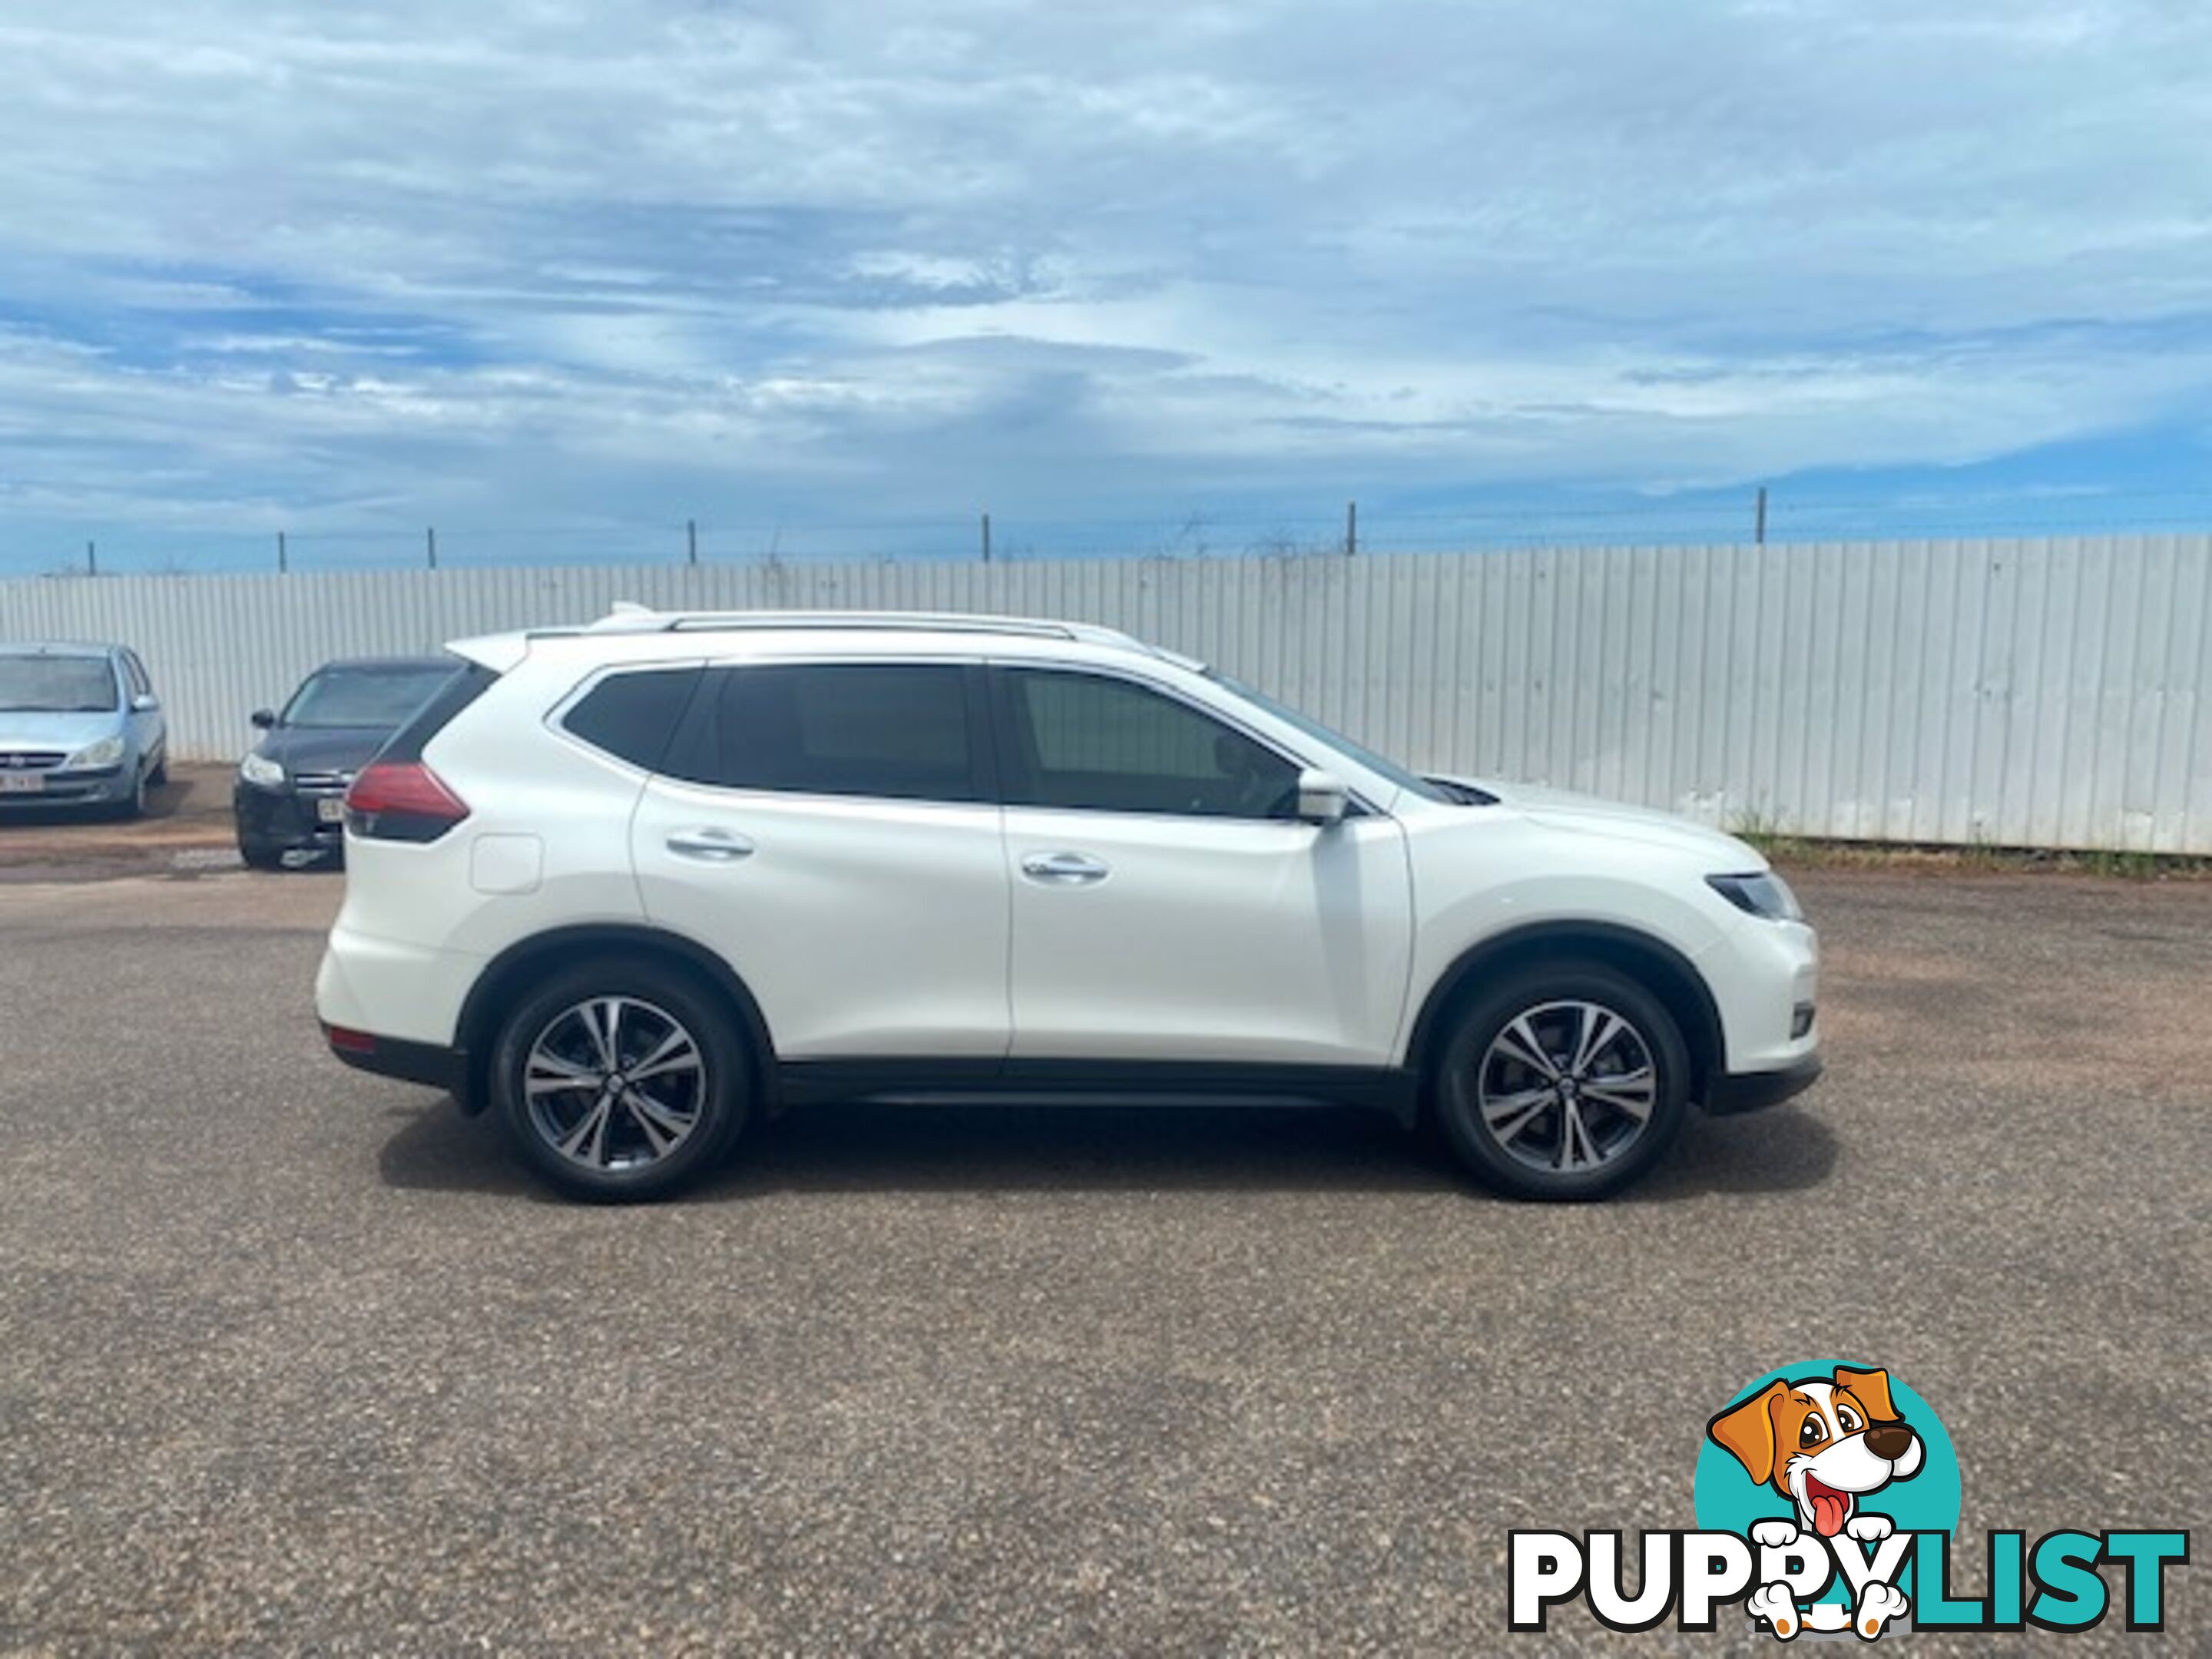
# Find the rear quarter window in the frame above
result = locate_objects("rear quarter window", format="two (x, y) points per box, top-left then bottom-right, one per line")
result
(561, 667), (702, 771)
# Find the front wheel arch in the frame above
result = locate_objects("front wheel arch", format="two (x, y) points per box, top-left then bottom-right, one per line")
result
(455, 925), (777, 1118)
(1406, 922), (1724, 1109)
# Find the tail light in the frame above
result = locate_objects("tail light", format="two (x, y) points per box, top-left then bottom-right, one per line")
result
(345, 760), (470, 843)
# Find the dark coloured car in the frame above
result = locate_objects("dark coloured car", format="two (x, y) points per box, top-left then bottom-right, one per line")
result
(235, 657), (459, 869)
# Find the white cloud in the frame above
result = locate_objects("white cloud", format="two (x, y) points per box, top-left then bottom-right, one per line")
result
(0, 0), (2208, 557)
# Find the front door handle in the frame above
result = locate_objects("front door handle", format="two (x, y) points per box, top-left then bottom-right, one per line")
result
(666, 827), (755, 863)
(1021, 850), (1110, 886)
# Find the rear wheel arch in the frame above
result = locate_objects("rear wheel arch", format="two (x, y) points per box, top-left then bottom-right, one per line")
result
(455, 926), (777, 1116)
(1407, 922), (1724, 1106)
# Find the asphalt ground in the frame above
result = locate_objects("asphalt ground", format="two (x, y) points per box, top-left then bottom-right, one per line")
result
(0, 867), (2205, 1655)
(0, 764), (244, 882)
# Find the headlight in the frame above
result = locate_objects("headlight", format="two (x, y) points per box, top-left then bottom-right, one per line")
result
(239, 753), (285, 788)
(1707, 871), (1803, 922)
(68, 734), (125, 769)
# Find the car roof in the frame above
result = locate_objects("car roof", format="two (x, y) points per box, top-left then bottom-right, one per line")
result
(0, 641), (122, 658)
(306, 656), (459, 674)
(446, 608), (1205, 675)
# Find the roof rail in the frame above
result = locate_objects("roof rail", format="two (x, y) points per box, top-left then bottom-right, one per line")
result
(573, 607), (1147, 649)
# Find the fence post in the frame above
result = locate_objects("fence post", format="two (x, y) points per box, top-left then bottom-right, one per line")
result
(982, 512), (992, 565)
(426, 526), (438, 570)
(1346, 500), (1358, 558)
(687, 519), (698, 566)
(1755, 487), (1768, 546)
(276, 531), (288, 575)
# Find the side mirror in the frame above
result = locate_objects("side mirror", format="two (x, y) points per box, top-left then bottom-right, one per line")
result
(250, 707), (276, 730)
(131, 693), (161, 714)
(1295, 769), (1350, 826)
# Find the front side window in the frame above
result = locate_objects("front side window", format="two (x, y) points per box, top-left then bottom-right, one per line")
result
(664, 662), (981, 803)
(999, 668), (1300, 819)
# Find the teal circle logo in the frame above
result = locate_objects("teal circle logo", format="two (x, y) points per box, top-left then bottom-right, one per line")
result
(1696, 1359), (1961, 1604)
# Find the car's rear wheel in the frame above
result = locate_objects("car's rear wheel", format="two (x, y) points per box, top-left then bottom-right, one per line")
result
(1433, 962), (1689, 1200)
(489, 959), (749, 1201)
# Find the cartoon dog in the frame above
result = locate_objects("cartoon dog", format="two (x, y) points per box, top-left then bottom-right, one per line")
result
(1708, 1366), (1924, 1639)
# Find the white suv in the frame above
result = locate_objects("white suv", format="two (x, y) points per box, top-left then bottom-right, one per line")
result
(317, 609), (1820, 1201)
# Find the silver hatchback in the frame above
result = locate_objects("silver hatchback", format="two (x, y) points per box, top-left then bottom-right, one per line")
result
(0, 643), (169, 818)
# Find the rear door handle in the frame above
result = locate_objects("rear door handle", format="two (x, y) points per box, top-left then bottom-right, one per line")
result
(666, 828), (755, 863)
(1021, 850), (1110, 886)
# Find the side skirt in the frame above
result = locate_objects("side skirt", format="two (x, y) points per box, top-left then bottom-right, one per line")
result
(775, 1058), (1422, 1127)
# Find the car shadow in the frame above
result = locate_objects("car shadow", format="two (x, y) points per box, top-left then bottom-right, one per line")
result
(0, 772), (191, 829)
(376, 1095), (1839, 1204)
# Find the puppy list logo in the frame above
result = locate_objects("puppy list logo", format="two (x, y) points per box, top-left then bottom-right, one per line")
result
(1509, 1359), (2188, 1640)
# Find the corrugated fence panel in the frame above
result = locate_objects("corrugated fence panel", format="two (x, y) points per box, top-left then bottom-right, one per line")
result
(3, 537), (2208, 852)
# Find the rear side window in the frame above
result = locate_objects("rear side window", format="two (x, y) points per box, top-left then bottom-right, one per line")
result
(561, 667), (701, 770)
(374, 659), (498, 764)
(663, 663), (982, 802)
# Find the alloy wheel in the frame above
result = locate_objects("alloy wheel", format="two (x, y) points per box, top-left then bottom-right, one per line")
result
(522, 995), (708, 1174)
(1473, 998), (1659, 1174)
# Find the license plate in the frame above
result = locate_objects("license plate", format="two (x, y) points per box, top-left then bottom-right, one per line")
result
(0, 773), (44, 794)
(316, 796), (346, 823)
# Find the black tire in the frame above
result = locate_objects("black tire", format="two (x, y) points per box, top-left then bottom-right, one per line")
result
(111, 766), (148, 821)
(148, 753), (168, 787)
(238, 840), (286, 871)
(489, 956), (750, 1202)
(1432, 960), (1690, 1201)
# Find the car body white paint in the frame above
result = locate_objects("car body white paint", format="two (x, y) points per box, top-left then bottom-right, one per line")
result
(317, 614), (1817, 1094)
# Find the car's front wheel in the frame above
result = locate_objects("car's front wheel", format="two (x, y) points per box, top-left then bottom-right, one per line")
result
(1432, 962), (1690, 1200)
(489, 959), (750, 1201)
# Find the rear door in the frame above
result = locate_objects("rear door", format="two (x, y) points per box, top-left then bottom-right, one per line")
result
(628, 658), (1012, 1060)
(990, 664), (1413, 1068)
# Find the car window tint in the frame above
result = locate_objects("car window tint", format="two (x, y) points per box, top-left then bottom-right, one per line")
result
(667, 664), (978, 802)
(1004, 670), (1299, 819)
(561, 667), (702, 770)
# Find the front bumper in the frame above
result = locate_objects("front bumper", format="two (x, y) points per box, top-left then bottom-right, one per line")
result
(0, 765), (131, 806)
(235, 782), (348, 859)
(1704, 1051), (1823, 1116)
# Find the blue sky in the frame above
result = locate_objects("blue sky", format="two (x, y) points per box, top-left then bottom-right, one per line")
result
(2, 0), (2210, 572)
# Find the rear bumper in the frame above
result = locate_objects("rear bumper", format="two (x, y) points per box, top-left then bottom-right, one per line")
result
(1704, 1052), (1823, 1116)
(323, 1023), (466, 1093)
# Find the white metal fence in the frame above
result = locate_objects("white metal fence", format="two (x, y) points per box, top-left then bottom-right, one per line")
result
(3, 536), (2207, 853)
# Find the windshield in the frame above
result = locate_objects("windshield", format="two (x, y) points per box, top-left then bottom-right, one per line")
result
(0, 656), (119, 713)
(280, 664), (458, 730)
(1204, 670), (1447, 803)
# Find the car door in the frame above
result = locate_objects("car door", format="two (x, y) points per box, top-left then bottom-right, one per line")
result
(628, 658), (1012, 1060)
(991, 663), (1413, 1068)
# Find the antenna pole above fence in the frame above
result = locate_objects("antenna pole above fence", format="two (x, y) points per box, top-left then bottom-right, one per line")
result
(426, 527), (438, 570)
(86, 539), (97, 576)
(1346, 501), (1358, 557)
(276, 531), (288, 575)
(982, 512), (992, 565)
(1755, 487), (1768, 546)
(687, 519), (698, 566)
